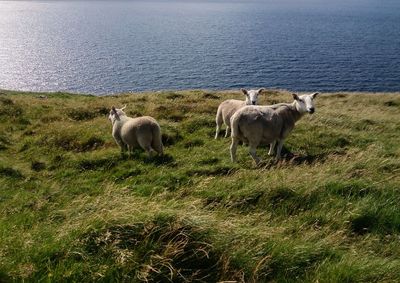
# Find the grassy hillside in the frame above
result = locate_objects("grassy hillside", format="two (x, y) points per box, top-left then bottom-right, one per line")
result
(0, 89), (400, 282)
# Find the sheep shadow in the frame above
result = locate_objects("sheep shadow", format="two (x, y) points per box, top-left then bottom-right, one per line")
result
(144, 154), (176, 166)
(120, 151), (176, 167)
(283, 153), (327, 165)
(258, 146), (329, 168)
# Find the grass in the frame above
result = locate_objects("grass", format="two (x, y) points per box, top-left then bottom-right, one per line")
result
(0, 89), (400, 282)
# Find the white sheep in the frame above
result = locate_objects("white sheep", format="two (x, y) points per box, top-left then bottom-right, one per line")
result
(230, 92), (319, 164)
(108, 106), (163, 156)
(215, 88), (265, 139)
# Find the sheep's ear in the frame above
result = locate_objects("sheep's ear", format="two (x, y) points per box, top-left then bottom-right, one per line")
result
(241, 88), (248, 95)
(311, 92), (319, 99)
(257, 88), (266, 94)
(121, 105), (127, 110)
(111, 106), (117, 114)
(292, 93), (300, 101)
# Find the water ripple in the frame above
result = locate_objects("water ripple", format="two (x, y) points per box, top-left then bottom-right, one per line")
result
(0, 0), (399, 95)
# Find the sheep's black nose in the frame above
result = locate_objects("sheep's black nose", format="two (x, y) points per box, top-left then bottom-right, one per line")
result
(309, 108), (315, 114)
(252, 101), (256, 105)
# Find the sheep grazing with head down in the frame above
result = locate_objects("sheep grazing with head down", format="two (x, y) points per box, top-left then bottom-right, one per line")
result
(230, 92), (319, 164)
(108, 106), (163, 156)
(215, 88), (265, 139)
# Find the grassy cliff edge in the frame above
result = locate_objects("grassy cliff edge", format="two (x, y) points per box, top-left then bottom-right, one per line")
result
(1, 89), (400, 282)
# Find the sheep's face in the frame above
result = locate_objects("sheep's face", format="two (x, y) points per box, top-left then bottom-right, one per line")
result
(108, 106), (127, 123)
(293, 93), (319, 114)
(241, 88), (265, 105)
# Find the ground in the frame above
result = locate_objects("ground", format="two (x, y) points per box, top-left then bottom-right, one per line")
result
(0, 89), (400, 282)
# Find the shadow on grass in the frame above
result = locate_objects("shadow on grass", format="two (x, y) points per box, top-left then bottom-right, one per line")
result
(0, 166), (24, 179)
(77, 157), (119, 171)
(123, 150), (176, 166)
(69, 215), (243, 282)
(31, 161), (46, 172)
(204, 192), (264, 211)
(202, 93), (220, 99)
(0, 271), (11, 282)
(284, 153), (328, 165)
(350, 207), (400, 235)
(0, 134), (10, 150)
(0, 100), (23, 118)
(257, 154), (328, 170)
(161, 130), (183, 146)
(113, 168), (142, 183)
(143, 153), (176, 166)
(324, 180), (373, 199)
(184, 117), (215, 134)
(41, 134), (105, 152)
(198, 157), (220, 165)
(239, 144), (336, 169)
(183, 138), (204, 148)
(67, 107), (109, 121)
(384, 100), (400, 107)
(166, 92), (184, 100)
(204, 187), (319, 216)
(186, 166), (238, 177)
(280, 145), (331, 165)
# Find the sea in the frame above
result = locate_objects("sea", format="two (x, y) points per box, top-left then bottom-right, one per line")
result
(0, 0), (399, 95)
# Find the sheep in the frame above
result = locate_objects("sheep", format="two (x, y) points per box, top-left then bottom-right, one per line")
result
(230, 92), (319, 164)
(215, 88), (265, 139)
(108, 106), (163, 156)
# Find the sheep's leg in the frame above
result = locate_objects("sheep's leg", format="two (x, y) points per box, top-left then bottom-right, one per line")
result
(115, 137), (125, 150)
(127, 145), (133, 157)
(224, 126), (231, 138)
(215, 109), (223, 139)
(215, 124), (221, 139)
(120, 147), (128, 159)
(275, 140), (284, 159)
(249, 145), (261, 165)
(230, 138), (239, 162)
(152, 139), (163, 155)
(147, 147), (155, 157)
(137, 136), (154, 158)
(268, 141), (276, 156)
(115, 138), (127, 156)
(142, 144), (154, 157)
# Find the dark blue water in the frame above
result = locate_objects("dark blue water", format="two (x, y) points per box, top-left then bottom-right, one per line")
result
(0, 0), (399, 95)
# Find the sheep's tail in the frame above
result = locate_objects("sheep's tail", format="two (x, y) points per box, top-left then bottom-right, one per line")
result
(152, 123), (164, 155)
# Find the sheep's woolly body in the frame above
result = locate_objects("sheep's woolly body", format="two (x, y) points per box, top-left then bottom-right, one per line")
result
(110, 108), (163, 155)
(231, 103), (302, 146)
(215, 99), (246, 138)
(230, 93), (318, 164)
(215, 88), (264, 139)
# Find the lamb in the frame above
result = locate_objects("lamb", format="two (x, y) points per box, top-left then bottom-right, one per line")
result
(215, 88), (265, 139)
(108, 106), (163, 156)
(230, 92), (319, 164)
